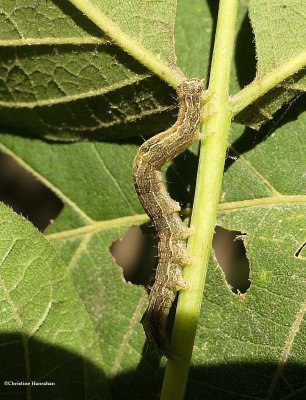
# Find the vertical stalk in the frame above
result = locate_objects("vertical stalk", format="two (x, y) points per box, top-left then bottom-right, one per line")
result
(161, 1), (238, 399)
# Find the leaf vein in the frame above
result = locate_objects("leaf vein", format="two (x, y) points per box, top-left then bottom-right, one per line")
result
(266, 298), (306, 399)
(110, 293), (147, 376)
(91, 143), (137, 214)
(230, 145), (281, 196)
(67, 233), (93, 273)
(0, 73), (151, 108)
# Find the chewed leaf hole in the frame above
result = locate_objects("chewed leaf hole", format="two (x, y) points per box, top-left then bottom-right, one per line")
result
(110, 225), (157, 285)
(295, 242), (306, 259)
(0, 153), (63, 231)
(213, 226), (251, 295)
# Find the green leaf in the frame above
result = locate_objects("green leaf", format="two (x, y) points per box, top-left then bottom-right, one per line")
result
(188, 110), (306, 399)
(0, 0), (178, 140)
(234, 0), (306, 128)
(0, 102), (305, 399)
(0, 202), (109, 399)
(175, 0), (252, 93)
(250, 1), (305, 75)
(175, 0), (214, 80)
(0, 134), (164, 398)
(0, 2), (104, 43)
(0, 1), (305, 399)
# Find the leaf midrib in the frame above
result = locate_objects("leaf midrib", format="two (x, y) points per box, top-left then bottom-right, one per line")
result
(45, 195), (306, 241)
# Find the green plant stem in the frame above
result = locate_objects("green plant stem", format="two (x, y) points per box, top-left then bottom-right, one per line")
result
(67, 0), (185, 87)
(230, 50), (306, 115)
(161, 0), (238, 398)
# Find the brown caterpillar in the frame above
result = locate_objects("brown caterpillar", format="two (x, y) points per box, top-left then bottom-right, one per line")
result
(132, 79), (203, 359)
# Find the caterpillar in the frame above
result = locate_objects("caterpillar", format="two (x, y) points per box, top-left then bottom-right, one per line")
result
(133, 78), (203, 359)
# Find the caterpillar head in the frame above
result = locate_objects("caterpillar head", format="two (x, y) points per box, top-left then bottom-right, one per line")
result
(176, 78), (204, 98)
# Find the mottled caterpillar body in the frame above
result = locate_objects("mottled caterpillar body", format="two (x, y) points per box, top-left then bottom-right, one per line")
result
(133, 78), (203, 359)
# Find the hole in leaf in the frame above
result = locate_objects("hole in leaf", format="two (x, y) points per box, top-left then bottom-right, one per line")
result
(110, 225), (157, 286)
(0, 153), (63, 231)
(213, 226), (251, 294)
(295, 242), (306, 259)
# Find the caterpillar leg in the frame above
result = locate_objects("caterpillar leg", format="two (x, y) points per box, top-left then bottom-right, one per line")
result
(175, 277), (192, 291)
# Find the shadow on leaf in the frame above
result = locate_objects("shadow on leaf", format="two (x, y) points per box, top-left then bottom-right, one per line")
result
(110, 358), (306, 400)
(166, 149), (199, 210)
(226, 92), (305, 171)
(0, 333), (109, 400)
